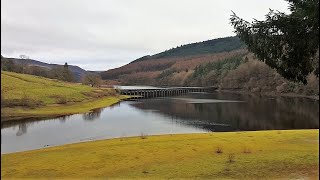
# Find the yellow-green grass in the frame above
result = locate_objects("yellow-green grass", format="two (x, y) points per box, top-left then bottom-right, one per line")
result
(1, 130), (318, 179)
(1, 71), (94, 104)
(1, 96), (128, 120)
(1, 71), (128, 120)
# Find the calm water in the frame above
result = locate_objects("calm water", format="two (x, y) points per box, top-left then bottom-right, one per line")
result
(114, 85), (165, 89)
(1, 92), (319, 154)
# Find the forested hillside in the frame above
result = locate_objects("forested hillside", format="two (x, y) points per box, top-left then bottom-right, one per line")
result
(100, 36), (247, 80)
(132, 36), (246, 62)
(100, 36), (319, 98)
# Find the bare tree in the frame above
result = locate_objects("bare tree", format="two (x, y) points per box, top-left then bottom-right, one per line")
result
(82, 73), (102, 87)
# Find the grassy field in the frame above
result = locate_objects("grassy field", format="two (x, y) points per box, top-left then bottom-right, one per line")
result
(1, 71), (127, 120)
(1, 130), (318, 179)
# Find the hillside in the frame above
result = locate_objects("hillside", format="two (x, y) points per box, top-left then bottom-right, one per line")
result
(133, 36), (246, 62)
(1, 56), (88, 81)
(100, 36), (318, 98)
(1, 71), (94, 105)
(1, 71), (125, 121)
(100, 36), (247, 81)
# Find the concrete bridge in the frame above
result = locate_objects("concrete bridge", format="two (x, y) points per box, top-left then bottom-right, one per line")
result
(119, 86), (218, 99)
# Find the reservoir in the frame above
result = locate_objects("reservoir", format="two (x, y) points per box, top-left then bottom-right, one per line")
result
(1, 91), (319, 154)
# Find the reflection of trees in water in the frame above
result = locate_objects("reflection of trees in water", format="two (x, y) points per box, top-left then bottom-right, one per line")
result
(83, 108), (103, 121)
(131, 94), (319, 131)
(1, 114), (76, 137)
(59, 116), (67, 123)
(57, 114), (74, 123)
(1, 121), (29, 136)
(16, 123), (27, 136)
(109, 102), (121, 109)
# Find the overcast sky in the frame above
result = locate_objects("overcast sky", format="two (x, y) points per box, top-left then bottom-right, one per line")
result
(1, 0), (290, 71)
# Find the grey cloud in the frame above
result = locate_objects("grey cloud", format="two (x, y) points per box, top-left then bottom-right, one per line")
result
(1, 0), (290, 70)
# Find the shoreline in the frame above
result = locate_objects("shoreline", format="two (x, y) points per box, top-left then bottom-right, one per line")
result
(217, 89), (319, 101)
(2, 129), (318, 179)
(2, 129), (318, 155)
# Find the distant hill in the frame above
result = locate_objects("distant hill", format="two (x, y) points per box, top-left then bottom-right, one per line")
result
(1, 57), (88, 82)
(100, 36), (247, 80)
(132, 36), (246, 63)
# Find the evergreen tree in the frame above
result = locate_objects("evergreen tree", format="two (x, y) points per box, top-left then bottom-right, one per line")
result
(230, 0), (319, 84)
(62, 62), (74, 82)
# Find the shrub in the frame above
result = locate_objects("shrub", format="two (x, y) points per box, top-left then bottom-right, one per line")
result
(215, 146), (223, 154)
(23, 99), (42, 107)
(227, 153), (235, 163)
(243, 147), (251, 154)
(21, 93), (29, 106)
(56, 95), (67, 104)
(114, 88), (121, 94)
(106, 89), (118, 96)
(18, 93), (43, 107)
(140, 133), (148, 139)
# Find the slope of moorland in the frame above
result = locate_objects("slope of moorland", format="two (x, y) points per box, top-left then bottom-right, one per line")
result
(1, 71), (127, 121)
(1, 130), (318, 179)
(100, 36), (319, 98)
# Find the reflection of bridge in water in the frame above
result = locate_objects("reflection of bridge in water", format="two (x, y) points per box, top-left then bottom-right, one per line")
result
(120, 86), (218, 99)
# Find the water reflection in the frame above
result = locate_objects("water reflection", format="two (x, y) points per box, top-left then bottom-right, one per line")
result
(59, 116), (67, 123)
(1, 92), (319, 153)
(130, 93), (319, 131)
(83, 108), (103, 121)
(16, 123), (27, 136)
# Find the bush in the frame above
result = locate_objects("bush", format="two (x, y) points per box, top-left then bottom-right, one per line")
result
(56, 95), (67, 104)
(140, 133), (148, 139)
(3, 93), (44, 108)
(220, 58), (285, 92)
(114, 88), (121, 94)
(20, 94), (42, 107)
(105, 89), (118, 96)
(227, 153), (235, 163)
(215, 147), (223, 154)
(243, 147), (252, 154)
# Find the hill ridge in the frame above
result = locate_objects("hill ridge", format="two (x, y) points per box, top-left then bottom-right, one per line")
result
(131, 36), (246, 63)
(1, 57), (88, 82)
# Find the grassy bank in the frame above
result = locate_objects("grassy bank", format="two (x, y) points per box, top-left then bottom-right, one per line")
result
(1, 130), (318, 179)
(1, 71), (128, 120)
